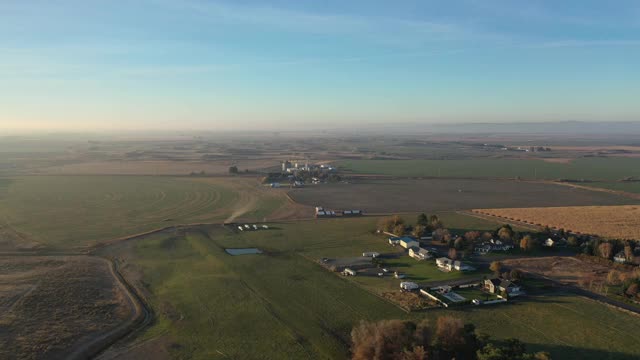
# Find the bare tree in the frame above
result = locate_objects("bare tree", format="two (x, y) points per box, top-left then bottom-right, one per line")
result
(464, 231), (480, 243)
(625, 245), (634, 262)
(434, 316), (465, 353)
(489, 261), (503, 275)
(598, 242), (613, 259)
(412, 225), (426, 238)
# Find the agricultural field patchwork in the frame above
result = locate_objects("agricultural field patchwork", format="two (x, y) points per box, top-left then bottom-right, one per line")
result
(338, 158), (640, 181)
(289, 179), (635, 214)
(475, 205), (640, 239)
(0, 176), (305, 249)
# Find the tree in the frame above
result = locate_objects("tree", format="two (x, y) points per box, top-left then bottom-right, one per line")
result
(481, 232), (493, 242)
(434, 316), (465, 353)
(598, 242), (613, 259)
(228, 166), (239, 174)
(454, 237), (464, 250)
(412, 225), (426, 238)
(417, 213), (429, 227)
(490, 261), (503, 275)
(448, 248), (458, 260)
(510, 269), (523, 280)
(519, 235), (531, 251)
(351, 319), (413, 360)
(626, 283), (639, 297)
(394, 224), (406, 237)
(625, 245), (634, 262)
(351, 317), (549, 360)
(429, 215), (443, 230)
(378, 215), (405, 233)
(464, 231), (480, 243)
(607, 270), (621, 285)
(498, 225), (514, 242)
(433, 228), (452, 244)
(567, 235), (579, 247)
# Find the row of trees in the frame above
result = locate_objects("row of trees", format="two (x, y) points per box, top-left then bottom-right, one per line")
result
(377, 214), (444, 237)
(583, 238), (637, 262)
(351, 316), (551, 360)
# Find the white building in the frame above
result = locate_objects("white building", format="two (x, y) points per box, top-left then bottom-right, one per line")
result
(409, 247), (431, 260)
(399, 238), (419, 249)
(400, 282), (419, 291)
(343, 268), (356, 276)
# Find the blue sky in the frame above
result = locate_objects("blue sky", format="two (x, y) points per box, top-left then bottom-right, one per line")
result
(1, 0), (639, 131)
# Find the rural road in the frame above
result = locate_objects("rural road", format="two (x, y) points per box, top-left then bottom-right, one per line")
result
(66, 257), (154, 360)
(0, 252), (154, 360)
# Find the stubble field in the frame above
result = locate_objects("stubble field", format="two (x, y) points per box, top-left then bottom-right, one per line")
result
(0, 256), (133, 360)
(475, 205), (640, 239)
(289, 179), (635, 214)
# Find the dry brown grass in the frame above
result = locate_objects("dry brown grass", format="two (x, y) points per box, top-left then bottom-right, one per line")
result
(381, 291), (437, 311)
(501, 256), (610, 287)
(0, 256), (132, 360)
(474, 205), (640, 239)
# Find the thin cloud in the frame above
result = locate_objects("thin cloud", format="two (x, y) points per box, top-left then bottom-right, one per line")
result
(534, 39), (640, 48)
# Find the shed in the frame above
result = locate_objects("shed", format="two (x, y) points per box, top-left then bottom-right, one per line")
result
(400, 282), (419, 291)
(343, 268), (356, 276)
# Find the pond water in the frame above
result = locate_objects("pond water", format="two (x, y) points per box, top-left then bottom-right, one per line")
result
(225, 248), (263, 256)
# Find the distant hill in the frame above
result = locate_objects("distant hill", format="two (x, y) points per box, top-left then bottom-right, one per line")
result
(430, 121), (640, 135)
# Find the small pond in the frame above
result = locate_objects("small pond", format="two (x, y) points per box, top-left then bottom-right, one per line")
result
(225, 248), (263, 256)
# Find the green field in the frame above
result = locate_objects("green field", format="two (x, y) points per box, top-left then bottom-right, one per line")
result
(107, 227), (403, 360)
(589, 181), (640, 194)
(104, 216), (640, 359)
(0, 176), (287, 249)
(338, 158), (640, 181)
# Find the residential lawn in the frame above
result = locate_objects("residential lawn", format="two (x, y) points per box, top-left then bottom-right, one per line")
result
(380, 257), (475, 283)
(454, 287), (498, 302)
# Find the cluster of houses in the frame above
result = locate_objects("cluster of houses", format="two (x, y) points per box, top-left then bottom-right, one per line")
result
(388, 236), (476, 272)
(484, 278), (523, 297)
(389, 236), (436, 261)
(436, 257), (475, 272)
(543, 237), (567, 247)
(475, 239), (514, 255)
(315, 206), (363, 218)
(269, 180), (304, 188)
(281, 160), (335, 174)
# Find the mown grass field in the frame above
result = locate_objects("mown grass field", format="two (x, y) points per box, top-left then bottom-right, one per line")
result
(0, 176), (294, 249)
(106, 215), (640, 359)
(338, 158), (640, 181)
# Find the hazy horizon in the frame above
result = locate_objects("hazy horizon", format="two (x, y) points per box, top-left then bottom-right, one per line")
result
(2, 0), (640, 131)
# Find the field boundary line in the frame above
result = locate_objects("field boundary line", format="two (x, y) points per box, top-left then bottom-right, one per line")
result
(459, 210), (541, 232)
